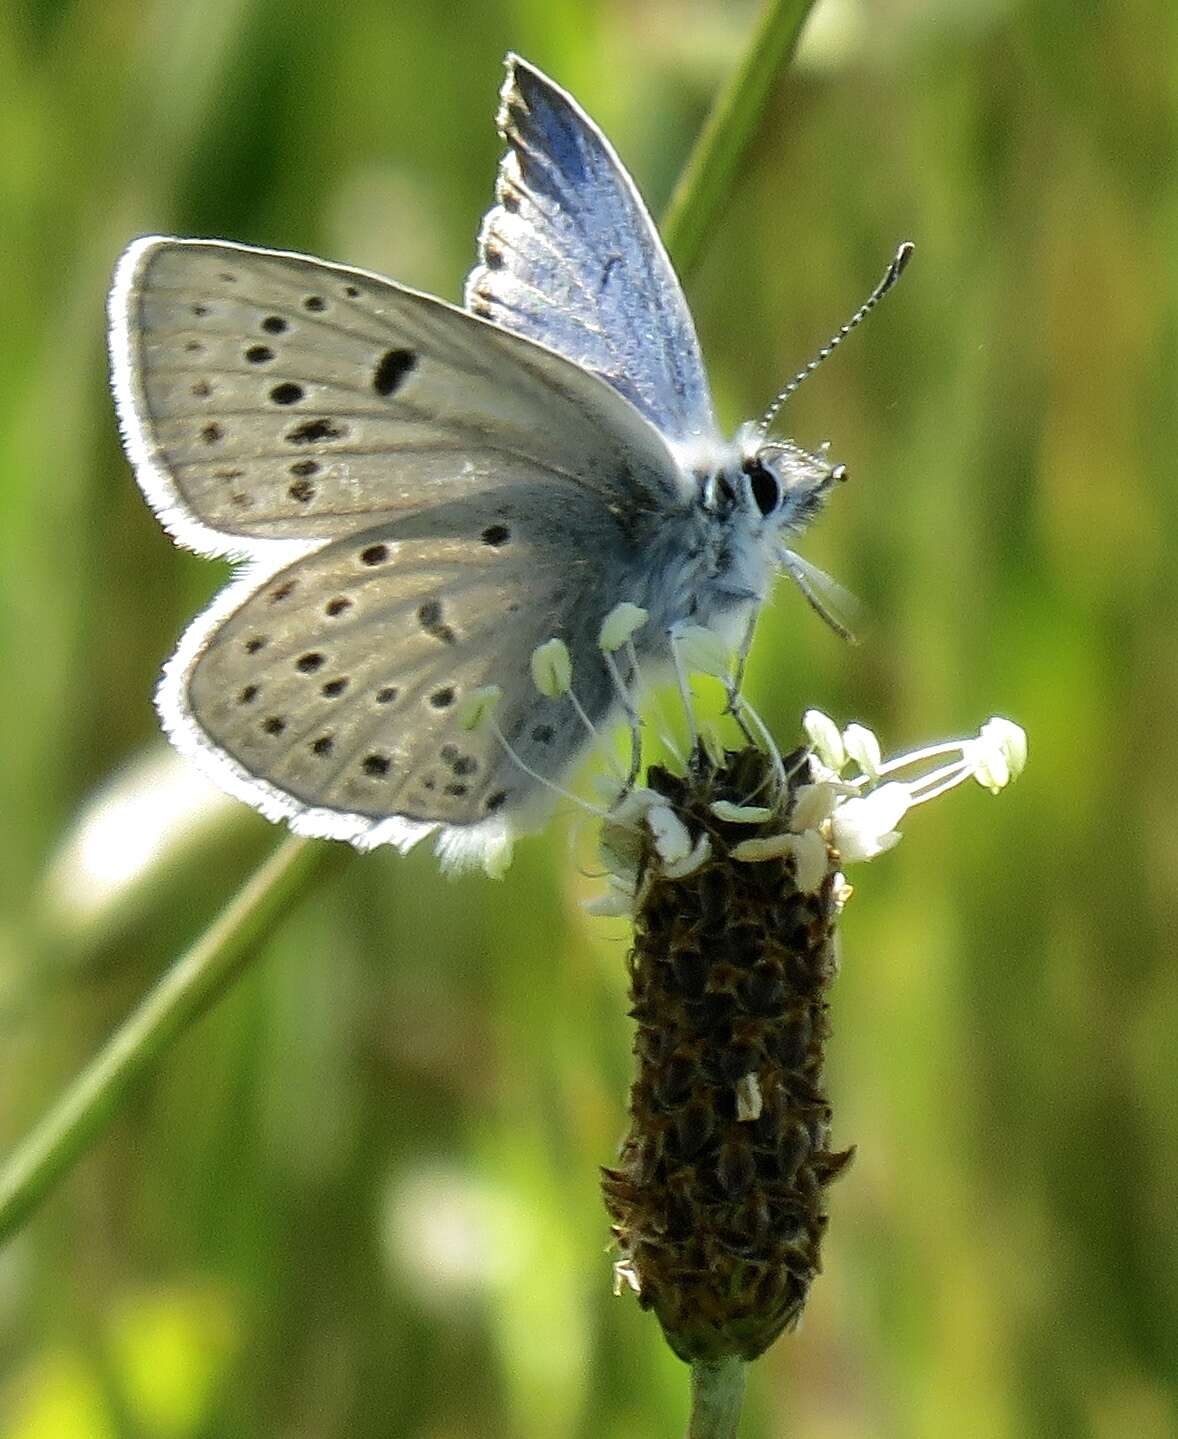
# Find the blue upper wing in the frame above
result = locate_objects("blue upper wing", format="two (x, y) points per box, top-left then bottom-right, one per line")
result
(464, 55), (719, 450)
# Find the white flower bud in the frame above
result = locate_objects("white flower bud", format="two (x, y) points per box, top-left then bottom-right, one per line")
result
(613, 1259), (641, 1297)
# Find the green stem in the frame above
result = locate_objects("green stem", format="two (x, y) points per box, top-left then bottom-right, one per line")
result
(662, 0), (821, 279)
(0, 0), (821, 1248)
(0, 836), (326, 1243)
(688, 1358), (748, 1439)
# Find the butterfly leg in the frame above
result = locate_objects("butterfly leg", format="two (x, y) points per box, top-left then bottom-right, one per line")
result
(668, 626), (700, 752)
(724, 609), (760, 748)
(729, 607), (759, 708)
(627, 640), (685, 769)
(602, 649), (643, 789)
(711, 604), (790, 805)
(733, 698), (788, 805)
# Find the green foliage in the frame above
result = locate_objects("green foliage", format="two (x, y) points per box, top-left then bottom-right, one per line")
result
(2, 1), (1176, 1435)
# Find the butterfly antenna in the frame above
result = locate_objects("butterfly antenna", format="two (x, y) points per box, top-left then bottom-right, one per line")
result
(758, 242), (915, 436)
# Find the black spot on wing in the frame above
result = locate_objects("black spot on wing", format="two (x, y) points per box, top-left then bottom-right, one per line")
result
(373, 348), (417, 396)
(287, 417), (346, 445)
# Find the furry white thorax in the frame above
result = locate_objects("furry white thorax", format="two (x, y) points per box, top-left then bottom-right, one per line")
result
(652, 426), (844, 644)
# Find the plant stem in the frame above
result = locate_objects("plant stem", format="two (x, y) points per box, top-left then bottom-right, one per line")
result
(662, 0), (820, 279)
(0, 835), (326, 1243)
(689, 1358), (748, 1439)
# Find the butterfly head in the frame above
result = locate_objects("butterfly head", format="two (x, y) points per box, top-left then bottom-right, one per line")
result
(690, 425), (856, 642)
(722, 424), (847, 539)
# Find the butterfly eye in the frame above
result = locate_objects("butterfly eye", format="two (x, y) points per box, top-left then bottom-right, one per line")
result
(744, 459), (780, 517)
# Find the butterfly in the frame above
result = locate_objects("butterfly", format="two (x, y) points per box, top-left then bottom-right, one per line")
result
(109, 53), (910, 871)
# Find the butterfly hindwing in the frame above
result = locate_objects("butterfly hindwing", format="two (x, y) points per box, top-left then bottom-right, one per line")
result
(166, 485), (627, 845)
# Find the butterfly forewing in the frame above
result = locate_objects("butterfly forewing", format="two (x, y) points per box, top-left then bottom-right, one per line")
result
(465, 56), (718, 449)
(113, 237), (686, 557)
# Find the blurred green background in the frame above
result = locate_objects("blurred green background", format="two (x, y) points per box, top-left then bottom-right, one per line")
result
(2, 0), (1176, 1435)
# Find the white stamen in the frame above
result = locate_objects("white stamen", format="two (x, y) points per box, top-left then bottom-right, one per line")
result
(789, 781), (846, 832)
(735, 1072), (763, 1122)
(602, 648), (642, 785)
(730, 833), (796, 863)
(788, 829), (831, 892)
(662, 833), (712, 878)
(599, 602), (648, 653)
(871, 737), (970, 780)
(646, 804), (693, 865)
(710, 800), (772, 824)
(843, 723), (882, 778)
(699, 722), (727, 769)
(530, 638), (623, 779)
(670, 634), (699, 749)
(530, 638), (572, 698)
(458, 685), (502, 731)
(802, 709), (847, 772)
(830, 783), (909, 863)
(613, 1259), (641, 1297)
(906, 759), (978, 805)
(488, 718), (609, 820)
(567, 686), (614, 764)
(729, 608), (759, 711)
(729, 692), (788, 798)
(481, 834), (514, 880)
